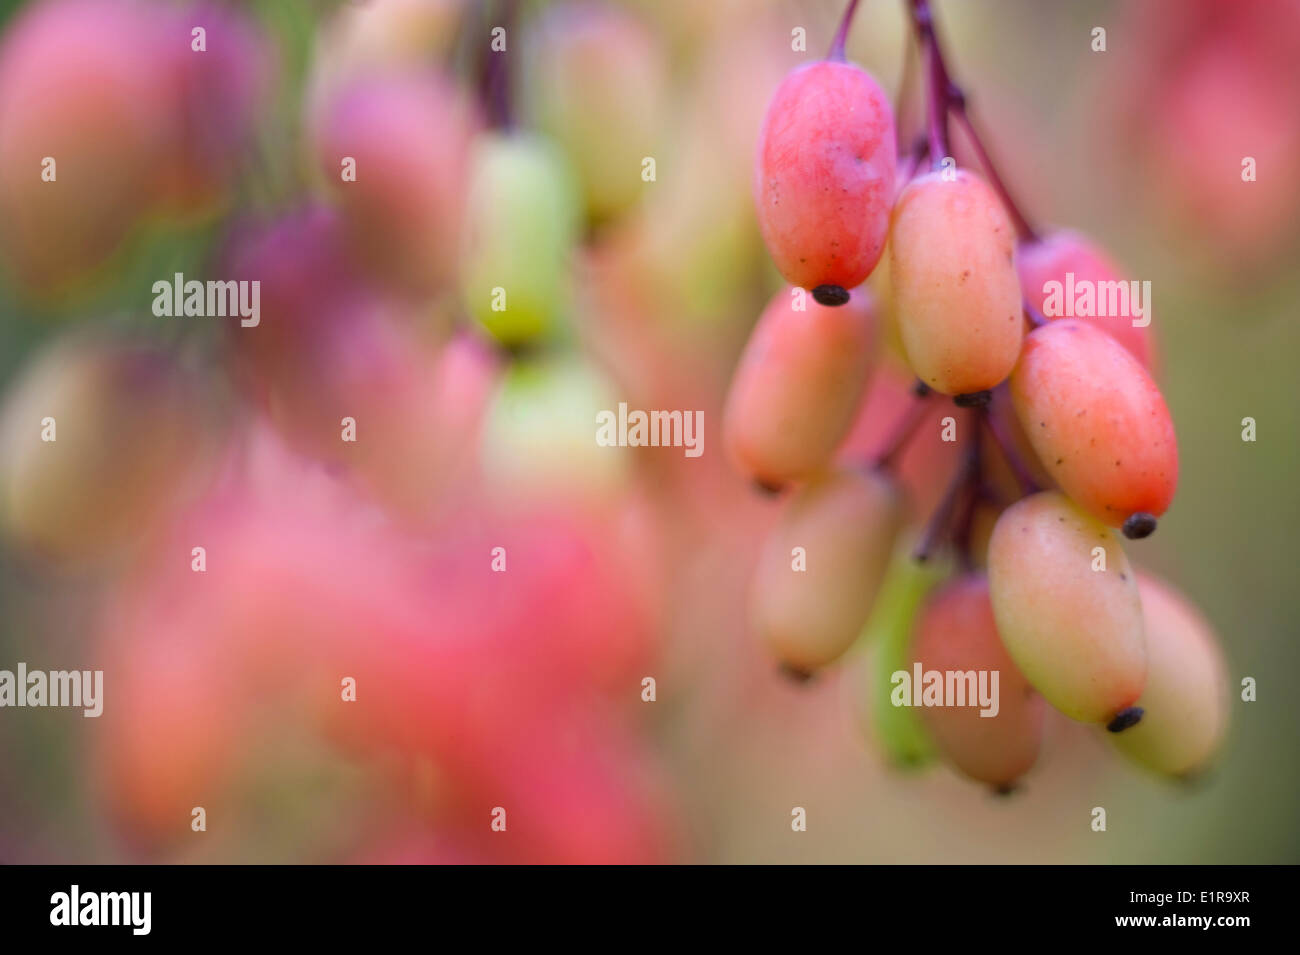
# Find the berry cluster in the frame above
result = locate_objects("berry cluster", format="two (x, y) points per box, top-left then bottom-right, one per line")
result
(725, 0), (1228, 791)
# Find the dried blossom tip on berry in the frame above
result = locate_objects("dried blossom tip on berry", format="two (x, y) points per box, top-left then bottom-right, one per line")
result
(953, 390), (993, 408)
(811, 284), (851, 307)
(779, 662), (816, 684)
(1107, 707), (1145, 733)
(1122, 512), (1158, 539)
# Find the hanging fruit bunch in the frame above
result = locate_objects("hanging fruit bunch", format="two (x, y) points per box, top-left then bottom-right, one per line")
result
(726, 0), (1228, 792)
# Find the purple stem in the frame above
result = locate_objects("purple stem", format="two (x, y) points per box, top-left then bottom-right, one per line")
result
(874, 385), (934, 471)
(1023, 298), (1049, 328)
(914, 414), (979, 563)
(829, 0), (863, 62)
(952, 105), (1038, 242)
(981, 403), (1040, 496)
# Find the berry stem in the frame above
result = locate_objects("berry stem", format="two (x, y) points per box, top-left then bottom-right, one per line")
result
(894, 24), (920, 151)
(482, 0), (519, 130)
(952, 105), (1038, 242)
(951, 437), (983, 570)
(874, 381), (934, 471)
(908, 0), (952, 166)
(914, 412), (979, 563)
(981, 400), (1041, 496)
(828, 0), (863, 62)
(897, 134), (930, 186)
(1023, 297), (1049, 328)
(903, 0), (1040, 243)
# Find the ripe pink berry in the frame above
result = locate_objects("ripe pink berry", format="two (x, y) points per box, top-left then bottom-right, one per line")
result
(753, 60), (896, 298)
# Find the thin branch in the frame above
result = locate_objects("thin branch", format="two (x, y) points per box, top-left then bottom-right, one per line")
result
(828, 0), (863, 62)
(981, 402), (1041, 496)
(914, 412), (979, 563)
(951, 105), (1038, 242)
(873, 382), (934, 471)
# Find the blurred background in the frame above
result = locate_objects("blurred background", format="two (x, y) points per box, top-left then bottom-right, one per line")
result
(0, 0), (1296, 864)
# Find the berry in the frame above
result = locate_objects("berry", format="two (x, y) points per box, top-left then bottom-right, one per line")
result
(889, 170), (1023, 395)
(753, 60), (896, 294)
(1016, 230), (1156, 370)
(1010, 320), (1178, 531)
(460, 133), (581, 346)
(751, 468), (902, 674)
(1109, 573), (1230, 777)
(724, 286), (877, 487)
(0, 337), (213, 562)
(525, 2), (668, 224)
(861, 550), (940, 769)
(987, 491), (1147, 724)
(316, 70), (478, 297)
(911, 574), (1045, 788)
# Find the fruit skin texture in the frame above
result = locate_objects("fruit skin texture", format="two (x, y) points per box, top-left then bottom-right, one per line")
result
(889, 170), (1024, 395)
(461, 133), (581, 346)
(1010, 320), (1178, 527)
(911, 575), (1045, 787)
(751, 468), (903, 673)
(1016, 230), (1156, 371)
(1110, 573), (1230, 777)
(723, 286), (877, 486)
(753, 60), (896, 291)
(988, 491), (1147, 724)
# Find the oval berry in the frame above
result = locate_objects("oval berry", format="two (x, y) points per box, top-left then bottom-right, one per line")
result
(1109, 573), (1230, 778)
(1010, 320), (1178, 532)
(1017, 230), (1156, 371)
(753, 60), (895, 295)
(987, 491), (1147, 724)
(889, 170), (1023, 395)
(724, 286), (876, 487)
(751, 468), (902, 675)
(911, 574), (1045, 788)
